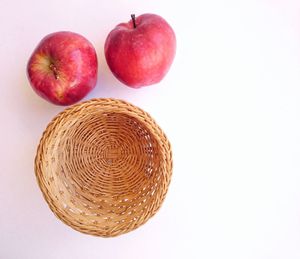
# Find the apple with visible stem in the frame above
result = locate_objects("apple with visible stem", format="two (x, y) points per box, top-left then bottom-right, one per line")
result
(27, 31), (98, 105)
(104, 13), (176, 88)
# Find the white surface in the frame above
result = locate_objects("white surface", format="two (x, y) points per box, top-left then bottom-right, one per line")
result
(1, 0), (300, 258)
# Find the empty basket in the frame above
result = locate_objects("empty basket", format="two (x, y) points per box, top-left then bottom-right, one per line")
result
(35, 98), (172, 237)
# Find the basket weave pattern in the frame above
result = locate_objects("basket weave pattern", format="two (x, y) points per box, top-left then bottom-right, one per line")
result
(35, 98), (172, 237)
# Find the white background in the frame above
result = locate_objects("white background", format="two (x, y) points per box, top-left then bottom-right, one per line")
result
(1, 0), (300, 258)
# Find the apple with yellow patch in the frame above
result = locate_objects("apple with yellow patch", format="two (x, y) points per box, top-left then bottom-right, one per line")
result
(27, 31), (98, 105)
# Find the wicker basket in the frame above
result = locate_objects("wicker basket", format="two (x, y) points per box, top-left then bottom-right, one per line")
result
(35, 98), (172, 237)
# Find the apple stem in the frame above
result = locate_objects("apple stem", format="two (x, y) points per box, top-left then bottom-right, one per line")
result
(49, 63), (59, 80)
(131, 14), (137, 28)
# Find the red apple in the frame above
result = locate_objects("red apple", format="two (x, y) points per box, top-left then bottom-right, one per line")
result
(27, 31), (98, 105)
(104, 14), (176, 88)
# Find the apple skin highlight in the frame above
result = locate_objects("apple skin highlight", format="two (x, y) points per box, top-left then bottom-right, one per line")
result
(27, 31), (98, 105)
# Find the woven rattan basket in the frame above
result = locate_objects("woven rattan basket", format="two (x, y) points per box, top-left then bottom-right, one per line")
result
(35, 98), (172, 237)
